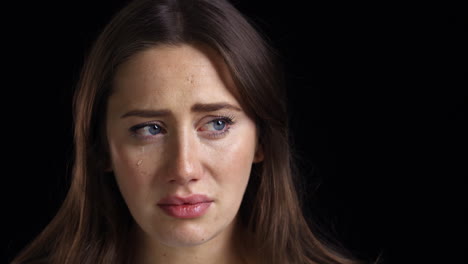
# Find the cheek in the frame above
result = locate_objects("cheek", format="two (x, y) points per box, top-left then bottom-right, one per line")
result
(108, 140), (156, 202)
(208, 127), (257, 191)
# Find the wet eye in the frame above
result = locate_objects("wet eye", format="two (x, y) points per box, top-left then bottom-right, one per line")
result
(146, 124), (162, 135)
(201, 119), (230, 132)
(130, 123), (164, 137)
(213, 120), (226, 131)
(199, 117), (234, 135)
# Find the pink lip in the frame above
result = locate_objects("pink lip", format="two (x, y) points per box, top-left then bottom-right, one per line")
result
(157, 195), (213, 219)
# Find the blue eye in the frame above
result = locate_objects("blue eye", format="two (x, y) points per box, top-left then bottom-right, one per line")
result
(147, 124), (162, 135)
(199, 117), (234, 137)
(213, 120), (226, 131)
(130, 123), (164, 137)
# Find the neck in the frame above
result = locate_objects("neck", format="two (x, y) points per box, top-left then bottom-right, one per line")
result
(132, 219), (249, 264)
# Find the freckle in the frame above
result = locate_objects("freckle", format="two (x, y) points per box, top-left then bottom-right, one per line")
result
(186, 74), (194, 84)
(137, 160), (143, 166)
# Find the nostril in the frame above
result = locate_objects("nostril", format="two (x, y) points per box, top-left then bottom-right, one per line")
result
(167, 178), (198, 184)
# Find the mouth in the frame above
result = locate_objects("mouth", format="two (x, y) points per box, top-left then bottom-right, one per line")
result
(157, 195), (213, 219)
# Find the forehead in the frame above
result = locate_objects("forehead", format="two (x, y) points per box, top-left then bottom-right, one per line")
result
(111, 44), (239, 108)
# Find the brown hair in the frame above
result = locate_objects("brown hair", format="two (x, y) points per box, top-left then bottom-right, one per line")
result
(12, 0), (368, 263)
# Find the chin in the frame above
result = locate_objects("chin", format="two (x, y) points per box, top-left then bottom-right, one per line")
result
(155, 224), (219, 247)
(136, 211), (237, 248)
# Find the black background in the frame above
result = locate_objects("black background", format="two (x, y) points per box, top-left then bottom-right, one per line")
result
(3, 1), (465, 263)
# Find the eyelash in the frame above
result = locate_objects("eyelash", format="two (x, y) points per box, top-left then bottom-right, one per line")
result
(204, 115), (235, 139)
(129, 121), (166, 139)
(129, 115), (236, 140)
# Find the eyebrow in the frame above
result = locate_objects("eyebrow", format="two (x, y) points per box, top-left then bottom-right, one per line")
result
(191, 102), (242, 113)
(120, 102), (242, 119)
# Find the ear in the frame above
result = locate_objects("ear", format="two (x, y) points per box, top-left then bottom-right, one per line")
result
(253, 143), (264, 163)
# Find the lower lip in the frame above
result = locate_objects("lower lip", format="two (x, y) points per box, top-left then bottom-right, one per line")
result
(158, 202), (212, 219)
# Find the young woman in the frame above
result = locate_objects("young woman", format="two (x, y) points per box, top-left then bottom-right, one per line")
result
(12, 0), (370, 263)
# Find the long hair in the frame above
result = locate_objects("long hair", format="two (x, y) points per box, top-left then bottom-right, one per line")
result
(12, 0), (367, 263)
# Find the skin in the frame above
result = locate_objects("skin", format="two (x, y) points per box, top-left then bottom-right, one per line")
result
(106, 43), (263, 264)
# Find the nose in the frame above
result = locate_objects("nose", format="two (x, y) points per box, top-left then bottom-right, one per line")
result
(165, 128), (202, 185)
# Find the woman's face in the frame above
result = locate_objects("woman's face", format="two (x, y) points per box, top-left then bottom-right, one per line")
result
(106, 44), (262, 248)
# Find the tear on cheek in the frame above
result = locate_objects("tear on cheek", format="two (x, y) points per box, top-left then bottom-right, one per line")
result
(137, 159), (143, 166)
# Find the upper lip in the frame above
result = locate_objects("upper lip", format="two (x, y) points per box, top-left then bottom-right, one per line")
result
(157, 194), (213, 205)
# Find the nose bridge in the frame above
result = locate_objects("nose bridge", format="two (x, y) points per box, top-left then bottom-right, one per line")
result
(167, 125), (200, 184)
